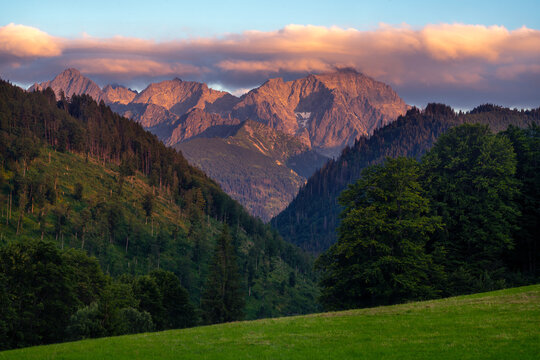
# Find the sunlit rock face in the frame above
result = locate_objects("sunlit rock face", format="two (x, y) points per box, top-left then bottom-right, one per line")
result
(29, 68), (104, 102)
(232, 69), (409, 157)
(29, 68), (407, 157)
(102, 84), (137, 105)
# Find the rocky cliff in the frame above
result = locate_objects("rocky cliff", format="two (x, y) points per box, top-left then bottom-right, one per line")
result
(232, 69), (408, 157)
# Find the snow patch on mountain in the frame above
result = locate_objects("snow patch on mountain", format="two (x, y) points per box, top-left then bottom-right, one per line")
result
(295, 112), (311, 129)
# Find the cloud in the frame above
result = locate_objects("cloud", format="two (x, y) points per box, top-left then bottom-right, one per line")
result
(0, 22), (539, 108)
(70, 58), (204, 77)
(0, 23), (62, 58)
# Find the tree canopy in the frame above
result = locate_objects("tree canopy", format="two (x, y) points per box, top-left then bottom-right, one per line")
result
(317, 157), (443, 310)
(318, 123), (539, 310)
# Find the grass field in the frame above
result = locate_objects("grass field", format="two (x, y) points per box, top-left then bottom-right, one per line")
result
(1, 285), (538, 359)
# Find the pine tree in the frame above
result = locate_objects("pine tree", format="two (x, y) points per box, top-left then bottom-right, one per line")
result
(201, 224), (244, 324)
(422, 124), (518, 293)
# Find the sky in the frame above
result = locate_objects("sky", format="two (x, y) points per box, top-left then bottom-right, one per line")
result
(1, 0), (539, 108)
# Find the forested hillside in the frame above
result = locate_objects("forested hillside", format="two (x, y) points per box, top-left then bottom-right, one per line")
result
(0, 80), (319, 350)
(272, 104), (540, 253)
(317, 124), (539, 310)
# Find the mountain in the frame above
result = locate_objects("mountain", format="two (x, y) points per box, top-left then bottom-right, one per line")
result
(131, 78), (237, 116)
(272, 104), (540, 253)
(1, 80), (319, 323)
(29, 68), (104, 102)
(102, 84), (137, 104)
(231, 69), (409, 157)
(177, 120), (328, 220)
(29, 68), (408, 219)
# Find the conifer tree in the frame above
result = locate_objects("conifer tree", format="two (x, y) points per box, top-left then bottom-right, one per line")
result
(422, 124), (518, 293)
(201, 224), (244, 324)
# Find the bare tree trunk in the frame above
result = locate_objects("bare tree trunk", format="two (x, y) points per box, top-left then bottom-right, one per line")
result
(16, 211), (23, 235)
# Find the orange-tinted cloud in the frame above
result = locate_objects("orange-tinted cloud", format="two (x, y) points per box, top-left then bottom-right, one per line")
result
(0, 23), (62, 58)
(70, 58), (204, 76)
(1, 23), (539, 107)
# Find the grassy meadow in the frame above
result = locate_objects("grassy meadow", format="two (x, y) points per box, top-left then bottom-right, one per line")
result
(1, 284), (538, 360)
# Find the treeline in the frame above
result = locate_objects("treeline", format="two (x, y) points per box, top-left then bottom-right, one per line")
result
(0, 80), (319, 350)
(317, 124), (539, 310)
(0, 238), (196, 349)
(272, 104), (540, 253)
(0, 225), (252, 349)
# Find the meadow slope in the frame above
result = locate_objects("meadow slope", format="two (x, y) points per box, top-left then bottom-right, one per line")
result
(1, 285), (538, 360)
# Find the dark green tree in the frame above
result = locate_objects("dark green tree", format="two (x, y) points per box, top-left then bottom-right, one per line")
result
(66, 302), (106, 341)
(119, 156), (136, 178)
(201, 224), (244, 324)
(150, 269), (196, 329)
(501, 124), (540, 279)
(105, 201), (125, 244)
(0, 239), (78, 348)
(132, 275), (165, 328)
(0, 273), (14, 350)
(63, 249), (107, 306)
(142, 192), (154, 224)
(116, 307), (154, 335)
(317, 157), (444, 310)
(98, 281), (138, 335)
(422, 124), (518, 293)
(73, 182), (84, 201)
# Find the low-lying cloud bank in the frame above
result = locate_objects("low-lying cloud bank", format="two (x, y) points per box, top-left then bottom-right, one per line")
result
(1, 22), (539, 108)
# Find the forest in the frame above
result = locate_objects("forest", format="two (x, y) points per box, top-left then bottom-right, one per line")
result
(0, 80), (319, 350)
(317, 123), (539, 310)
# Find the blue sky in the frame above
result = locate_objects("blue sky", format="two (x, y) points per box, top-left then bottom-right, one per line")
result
(3, 0), (539, 39)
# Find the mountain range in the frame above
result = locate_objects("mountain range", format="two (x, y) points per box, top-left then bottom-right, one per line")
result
(29, 68), (409, 220)
(272, 104), (540, 253)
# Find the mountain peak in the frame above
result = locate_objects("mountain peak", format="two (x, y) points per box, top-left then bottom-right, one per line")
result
(333, 66), (360, 74)
(61, 68), (82, 76)
(232, 70), (408, 156)
(29, 68), (103, 101)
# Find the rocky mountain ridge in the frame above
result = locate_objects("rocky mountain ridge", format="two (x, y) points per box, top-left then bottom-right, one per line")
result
(29, 68), (408, 219)
(29, 68), (407, 154)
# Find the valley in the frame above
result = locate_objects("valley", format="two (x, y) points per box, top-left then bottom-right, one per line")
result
(29, 68), (408, 220)
(2, 2), (540, 358)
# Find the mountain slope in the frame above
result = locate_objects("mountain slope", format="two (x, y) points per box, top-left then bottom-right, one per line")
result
(0, 80), (319, 320)
(177, 120), (328, 220)
(130, 78), (238, 118)
(272, 104), (540, 253)
(3, 285), (538, 359)
(102, 84), (137, 104)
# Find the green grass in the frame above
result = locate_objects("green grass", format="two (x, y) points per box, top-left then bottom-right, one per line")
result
(2, 285), (538, 359)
